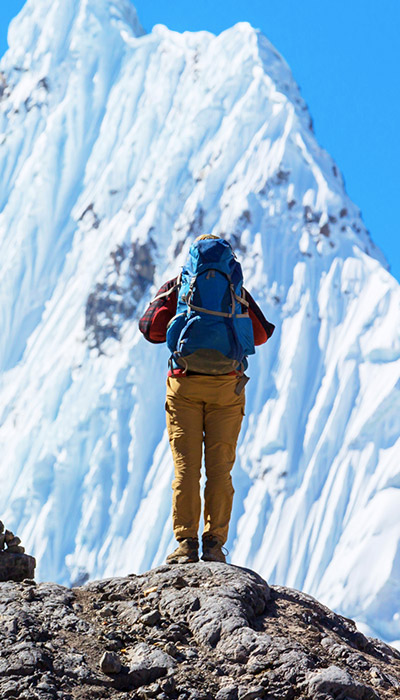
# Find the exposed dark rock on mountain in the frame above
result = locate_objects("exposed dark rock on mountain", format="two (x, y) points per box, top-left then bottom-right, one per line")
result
(85, 239), (156, 352)
(0, 563), (399, 700)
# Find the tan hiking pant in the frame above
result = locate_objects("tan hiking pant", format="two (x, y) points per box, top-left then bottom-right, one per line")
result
(165, 375), (245, 544)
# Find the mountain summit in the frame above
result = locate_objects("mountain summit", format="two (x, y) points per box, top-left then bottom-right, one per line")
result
(0, 0), (399, 648)
(1, 563), (400, 699)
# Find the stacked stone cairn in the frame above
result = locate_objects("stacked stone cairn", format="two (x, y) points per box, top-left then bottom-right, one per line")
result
(0, 520), (36, 582)
(0, 520), (25, 554)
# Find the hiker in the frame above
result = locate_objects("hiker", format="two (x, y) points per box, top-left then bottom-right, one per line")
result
(139, 234), (275, 564)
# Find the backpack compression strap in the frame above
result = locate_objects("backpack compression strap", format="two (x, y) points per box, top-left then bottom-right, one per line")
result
(185, 273), (250, 318)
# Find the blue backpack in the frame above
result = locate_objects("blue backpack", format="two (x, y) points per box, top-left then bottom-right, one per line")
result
(167, 238), (255, 374)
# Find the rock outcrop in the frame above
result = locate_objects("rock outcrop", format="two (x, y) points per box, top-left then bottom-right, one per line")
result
(0, 563), (399, 700)
(0, 521), (36, 583)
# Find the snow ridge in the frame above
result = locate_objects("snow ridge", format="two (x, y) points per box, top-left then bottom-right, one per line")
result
(0, 0), (399, 648)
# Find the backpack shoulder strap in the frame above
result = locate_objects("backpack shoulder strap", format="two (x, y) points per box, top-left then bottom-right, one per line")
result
(150, 272), (182, 304)
(139, 275), (181, 343)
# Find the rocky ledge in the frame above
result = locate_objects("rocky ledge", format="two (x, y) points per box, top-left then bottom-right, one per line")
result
(0, 563), (399, 700)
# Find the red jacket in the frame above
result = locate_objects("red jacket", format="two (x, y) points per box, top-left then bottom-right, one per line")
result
(139, 277), (275, 347)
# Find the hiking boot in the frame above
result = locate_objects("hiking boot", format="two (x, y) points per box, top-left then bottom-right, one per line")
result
(201, 535), (227, 563)
(166, 538), (199, 564)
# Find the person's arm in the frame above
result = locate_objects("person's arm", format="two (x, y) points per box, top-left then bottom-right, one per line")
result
(244, 289), (275, 346)
(139, 278), (178, 343)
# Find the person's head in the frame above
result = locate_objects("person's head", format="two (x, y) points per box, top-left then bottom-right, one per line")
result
(194, 234), (220, 242)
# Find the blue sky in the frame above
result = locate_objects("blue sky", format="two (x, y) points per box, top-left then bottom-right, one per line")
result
(1, 0), (399, 281)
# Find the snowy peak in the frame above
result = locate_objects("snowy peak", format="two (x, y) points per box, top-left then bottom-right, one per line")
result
(5, 0), (144, 70)
(2, 0), (144, 127)
(0, 0), (388, 273)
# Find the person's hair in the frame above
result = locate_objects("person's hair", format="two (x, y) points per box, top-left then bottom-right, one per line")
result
(194, 234), (220, 241)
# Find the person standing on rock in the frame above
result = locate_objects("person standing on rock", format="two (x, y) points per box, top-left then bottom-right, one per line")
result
(139, 235), (274, 564)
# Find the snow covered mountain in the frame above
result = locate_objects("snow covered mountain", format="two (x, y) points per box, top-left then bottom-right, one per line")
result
(1, 0), (399, 647)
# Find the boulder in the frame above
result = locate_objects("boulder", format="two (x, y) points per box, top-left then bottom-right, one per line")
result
(0, 552), (36, 582)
